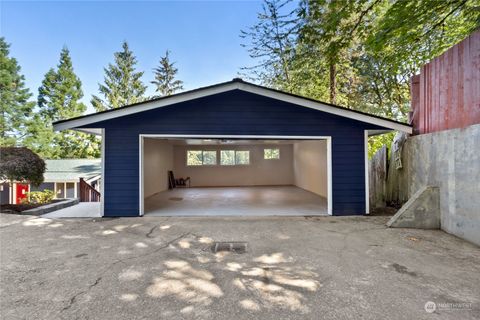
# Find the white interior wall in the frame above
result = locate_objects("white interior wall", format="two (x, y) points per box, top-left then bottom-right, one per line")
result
(173, 144), (294, 187)
(144, 139), (173, 197)
(293, 140), (328, 197)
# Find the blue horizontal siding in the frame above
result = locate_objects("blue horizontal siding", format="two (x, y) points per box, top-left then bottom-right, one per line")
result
(83, 90), (387, 217)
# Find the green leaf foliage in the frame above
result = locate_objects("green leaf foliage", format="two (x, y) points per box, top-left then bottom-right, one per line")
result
(25, 189), (55, 204)
(368, 0), (480, 73)
(243, 0), (479, 154)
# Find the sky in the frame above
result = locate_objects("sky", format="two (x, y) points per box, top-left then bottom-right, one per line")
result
(1, 0), (265, 113)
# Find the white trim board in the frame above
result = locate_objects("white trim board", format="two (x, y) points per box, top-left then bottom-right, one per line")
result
(139, 134), (333, 216)
(100, 129), (105, 217)
(12, 183), (16, 204)
(139, 134), (144, 216)
(364, 130), (370, 214)
(54, 80), (412, 134)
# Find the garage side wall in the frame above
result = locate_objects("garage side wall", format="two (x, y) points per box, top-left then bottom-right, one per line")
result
(144, 139), (174, 198)
(293, 140), (328, 198)
(94, 90), (385, 217)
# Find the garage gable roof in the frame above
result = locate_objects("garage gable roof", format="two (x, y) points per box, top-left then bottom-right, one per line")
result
(53, 78), (412, 134)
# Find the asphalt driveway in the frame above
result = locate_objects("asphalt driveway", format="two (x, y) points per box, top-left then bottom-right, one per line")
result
(0, 213), (479, 319)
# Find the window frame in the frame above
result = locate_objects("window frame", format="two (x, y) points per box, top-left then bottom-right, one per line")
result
(220, 149), (250, 166)
(234, 150), (250, 165)
(264, 148), (281, 160)
(55, 182), (65, 199)
(186, 150), (218, 166)
(220, 150), (236, 166)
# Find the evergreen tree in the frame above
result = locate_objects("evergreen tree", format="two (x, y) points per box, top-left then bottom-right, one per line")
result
(151, 50), (184, 96)
(37, 48), (86, 120)
(91, 41), (147, 111)
(0, 37), (35, 146)
(240, 0), (298, 90)
(24, 47), (99, 158)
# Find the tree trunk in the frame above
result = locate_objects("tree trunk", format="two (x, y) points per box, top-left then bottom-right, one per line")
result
(329, 62), (336, 104)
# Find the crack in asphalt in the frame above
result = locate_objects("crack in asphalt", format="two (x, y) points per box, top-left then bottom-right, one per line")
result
(61, 230), (190, 313)
(113, 232), (192, 265)
(145, 225), (158, 238)
(62, 276), (102, 311)
(145, 217), (170, 238)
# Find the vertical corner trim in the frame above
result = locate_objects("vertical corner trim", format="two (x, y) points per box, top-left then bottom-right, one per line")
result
(364, 130), (370, 214)
(100, 129), (105, 217)
(139, 135), (144, 216)
(327, 137), (333, 216)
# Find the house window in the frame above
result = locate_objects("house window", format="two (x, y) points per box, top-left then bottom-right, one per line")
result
(66, 183), (75, 198)
(221, 150), (250, 165)
(55, 183), (65, 198)
(54, 182), (77, 199)
(236, 151), (250, 165)
(264, 148), (280, 159)
(220, 150), (235, 165)
(187, 150), (217, 166)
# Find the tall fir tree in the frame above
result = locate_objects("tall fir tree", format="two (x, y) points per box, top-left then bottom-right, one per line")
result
(151, 50), (184, 96)
(240, 0), (298, 90)
(0, 37), (35, 146)
(24, 47), (100, 158)
(91, 41), (147, 111)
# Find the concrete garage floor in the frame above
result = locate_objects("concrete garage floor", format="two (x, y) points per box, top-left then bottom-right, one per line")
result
(145, 186), (328, 216)
(1, 214), (479, 320)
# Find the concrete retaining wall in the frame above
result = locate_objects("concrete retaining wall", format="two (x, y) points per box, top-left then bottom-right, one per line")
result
(386, 124), (480, 245)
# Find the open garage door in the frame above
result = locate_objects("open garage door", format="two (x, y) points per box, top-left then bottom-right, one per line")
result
(140, 135), (332, 216)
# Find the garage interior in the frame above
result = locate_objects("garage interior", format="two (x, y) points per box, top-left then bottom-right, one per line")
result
(142, 137), (329, 216)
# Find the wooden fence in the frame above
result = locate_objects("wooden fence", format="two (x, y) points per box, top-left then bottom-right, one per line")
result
(411, 30), (480, 134)
(368, 145), (388, 209)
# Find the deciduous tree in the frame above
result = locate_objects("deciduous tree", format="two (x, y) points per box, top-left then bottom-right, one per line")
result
(0, 147), (45, 186)
(242, 0), (479, 155)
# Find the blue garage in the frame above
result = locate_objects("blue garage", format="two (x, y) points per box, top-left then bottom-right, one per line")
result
(54, 79), (412, 217)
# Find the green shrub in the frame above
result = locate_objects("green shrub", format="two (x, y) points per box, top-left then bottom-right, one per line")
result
(25, 190), (55, 204)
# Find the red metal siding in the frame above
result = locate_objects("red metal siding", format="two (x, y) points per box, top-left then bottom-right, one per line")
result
(411, 30), (480, 134)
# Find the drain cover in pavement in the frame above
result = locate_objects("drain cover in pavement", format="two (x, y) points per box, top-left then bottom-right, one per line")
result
(168, 197), (183, 201)
(211, 242), (248, 254)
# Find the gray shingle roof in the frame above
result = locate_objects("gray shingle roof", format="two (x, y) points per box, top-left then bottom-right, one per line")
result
(44, 159), (101, 182)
